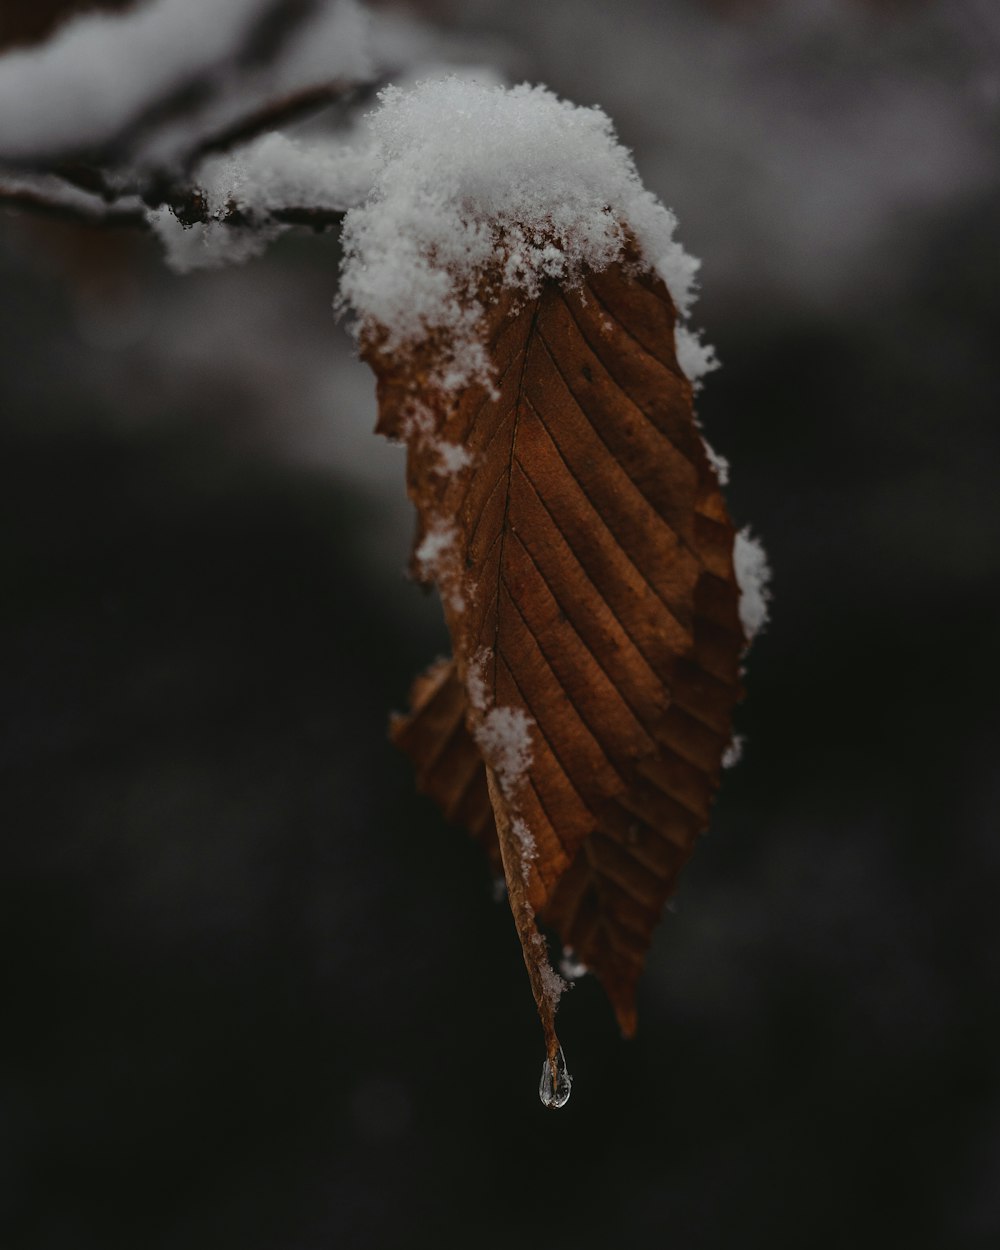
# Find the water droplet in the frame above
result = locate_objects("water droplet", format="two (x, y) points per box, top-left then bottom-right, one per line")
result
(538, 1046), (572, 1109)
(559, 947), (588, 981)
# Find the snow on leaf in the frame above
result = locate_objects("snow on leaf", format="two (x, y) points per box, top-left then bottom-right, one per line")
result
(339, 78), (706, 391)
(734, 527), (772, 642)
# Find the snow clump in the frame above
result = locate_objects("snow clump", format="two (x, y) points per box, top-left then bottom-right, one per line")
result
(474, 705), (534, 800)
(339, 77), (707, 389)
(734, 528), (771, 642)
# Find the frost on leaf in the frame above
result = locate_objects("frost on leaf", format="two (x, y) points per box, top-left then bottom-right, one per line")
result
(473, 706), (534, 801)
(357, 79), (765, 1075)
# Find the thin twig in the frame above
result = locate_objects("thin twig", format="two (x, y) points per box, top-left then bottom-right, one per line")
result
(0, 179), (345, 234)
(0, 184), (146, 227)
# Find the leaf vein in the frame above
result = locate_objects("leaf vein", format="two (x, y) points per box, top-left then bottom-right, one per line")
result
(491, 297), (542, 700)
(499, 574), (631, 790)
(509, 528), (652, 739)
(533, 330), (702, 567)
(495, 645), (595, 833)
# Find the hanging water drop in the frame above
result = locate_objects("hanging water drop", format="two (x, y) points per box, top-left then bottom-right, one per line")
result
(538, 1046), (572, 1109)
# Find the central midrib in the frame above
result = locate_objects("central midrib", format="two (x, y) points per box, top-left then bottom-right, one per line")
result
(490, 292), (544, 704)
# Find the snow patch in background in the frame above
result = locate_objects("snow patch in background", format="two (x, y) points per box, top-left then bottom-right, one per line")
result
(0, 0), (374, 162)
(0, 0), (270, 157)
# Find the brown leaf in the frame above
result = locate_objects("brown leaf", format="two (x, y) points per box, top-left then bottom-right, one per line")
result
(389, 657), (500, 877)
(372, 252), (746, 1078)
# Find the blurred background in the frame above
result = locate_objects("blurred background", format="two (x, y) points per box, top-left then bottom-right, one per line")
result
(2, 1), (999, 1247)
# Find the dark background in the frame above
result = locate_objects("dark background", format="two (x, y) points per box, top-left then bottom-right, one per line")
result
(2, 2), (999, 1247)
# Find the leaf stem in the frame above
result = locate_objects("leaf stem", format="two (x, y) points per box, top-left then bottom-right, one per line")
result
(485, 765), (562, 1092)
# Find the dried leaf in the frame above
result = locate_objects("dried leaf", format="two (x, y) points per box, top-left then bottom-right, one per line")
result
(372, 252), (746, 1074)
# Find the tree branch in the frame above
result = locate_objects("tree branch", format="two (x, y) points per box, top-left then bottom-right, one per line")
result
(0, 177), (345, 233)
(0, 0), (372, 169)
(0, 178), (146, 227)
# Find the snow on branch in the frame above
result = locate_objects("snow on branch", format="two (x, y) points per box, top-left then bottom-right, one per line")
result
(0, 2), (519, 252)
(0, 0), (372, 169)
(0, 171), (146, 226)
(195, 130), (377, 219)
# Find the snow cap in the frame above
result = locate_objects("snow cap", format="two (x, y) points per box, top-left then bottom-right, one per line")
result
(339, 77), (705, 389)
